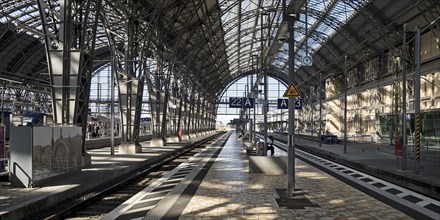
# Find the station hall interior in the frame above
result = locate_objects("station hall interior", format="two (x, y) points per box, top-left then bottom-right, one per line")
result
(0, 0), (439, 218)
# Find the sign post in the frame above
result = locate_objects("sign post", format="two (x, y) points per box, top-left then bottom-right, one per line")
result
(284, 72), (300, 197)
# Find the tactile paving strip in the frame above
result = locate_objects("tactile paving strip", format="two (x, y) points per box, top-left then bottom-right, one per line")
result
(294, 147), (440, 219)
(102, 133), (230, 220)
(258, 134), (440, 219)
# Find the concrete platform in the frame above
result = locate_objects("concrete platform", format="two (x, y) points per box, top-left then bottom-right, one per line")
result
(1, 130), (439, 219)
(108, 131), (438, 219)
(0, 132), (219, 220)
(176, 131), (414, 219)
(291, 135), (440, 200)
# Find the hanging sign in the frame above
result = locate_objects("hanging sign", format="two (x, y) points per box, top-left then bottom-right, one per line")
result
(277, 98), (302, 110)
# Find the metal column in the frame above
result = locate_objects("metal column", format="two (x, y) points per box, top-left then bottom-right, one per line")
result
(319, 72), (322, 148)
(343, 55), (348, 154)
(414, 27), (421, 174)
(401, 24), (407, 170)
(287, 12), (296, 197)
(261, 12), (268, 156)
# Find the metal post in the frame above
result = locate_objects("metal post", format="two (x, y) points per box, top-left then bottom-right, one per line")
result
(243, 90), (247, 134)
(319, 72), (322, 147)
(97, 82), (101, 116)
(287, 12), (296, 197)
(401, 24), (407, 170)
(110, 59), (115, 155)
(343, 55), (348, 154)
(264, 68), (268, 153)
(310, 87), (314, 143)
(1, 85), (4, 125)
(279, 77), (283, 130)
(250, 76), (254, 142)
(414, 27), (421, 174)
(252, 55), (257, 140)
(261, 11), (268, 156)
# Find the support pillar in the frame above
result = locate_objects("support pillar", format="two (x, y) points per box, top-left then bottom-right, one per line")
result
(117, 13), (144, 153)
(37, 0), (102, 167)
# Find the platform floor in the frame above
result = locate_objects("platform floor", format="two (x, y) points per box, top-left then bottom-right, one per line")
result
(290, 133), (440, 198)
(176, 131), (409, 219)
(0, 132), (217, 220)
(0, 130), (439, 219)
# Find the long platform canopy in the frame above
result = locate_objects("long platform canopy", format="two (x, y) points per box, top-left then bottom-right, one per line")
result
(0, 0), (438, 101)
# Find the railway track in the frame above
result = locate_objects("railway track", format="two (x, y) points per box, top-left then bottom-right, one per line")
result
(256, 133), (440, 219)
(39, 132), (226, 220)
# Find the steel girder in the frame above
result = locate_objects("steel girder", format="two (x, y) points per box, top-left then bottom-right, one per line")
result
(0, 84), (51, 116)
(1, 0), (439, 136)
(282, 0), (439, 100)
(35, 0), (102, 157)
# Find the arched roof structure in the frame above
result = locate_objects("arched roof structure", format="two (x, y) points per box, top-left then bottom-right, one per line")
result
(1, 0), (439, 105)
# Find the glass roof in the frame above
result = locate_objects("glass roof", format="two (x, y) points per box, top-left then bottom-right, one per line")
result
(218, 0), (371, 77)
(1, 0), (370, 75)
(0, 0), (385, 100)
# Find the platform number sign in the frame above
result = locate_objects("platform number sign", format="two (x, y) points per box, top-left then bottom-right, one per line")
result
(277, 99), (288, 109)
(229, 97), (242, 108)
(243, 98), (255, 108)
(229, 97), (255, 108)
(295, 97), (302, 109)
(277, 97), (302, 110)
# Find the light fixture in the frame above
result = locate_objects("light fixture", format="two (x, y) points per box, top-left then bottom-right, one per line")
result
(278, 35), (288, 42)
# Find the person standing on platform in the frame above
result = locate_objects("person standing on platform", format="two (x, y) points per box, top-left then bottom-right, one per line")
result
(87, 122), (92, 139)
(267, 135), (275, 156)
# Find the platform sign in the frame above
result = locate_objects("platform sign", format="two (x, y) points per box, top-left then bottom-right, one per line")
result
(229, 97), (243, 108)
(229, 97), (254, 108)
(243, 98), (255, 108)
(277, 98), (302, 110)
(295, 97), (302, 109)
(278, 99), (288, 109)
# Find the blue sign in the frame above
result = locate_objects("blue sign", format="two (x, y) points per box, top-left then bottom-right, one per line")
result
(229, 97), (243, 108)
(229, 97), (255, 108)
(295, 97), (302, 110)
(277, 98), (302, 110)
(277, 99), (288, 109)
(243, 98), (255, 108)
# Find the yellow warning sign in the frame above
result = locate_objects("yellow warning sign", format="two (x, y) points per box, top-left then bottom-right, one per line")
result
(283, 83), (300, 97)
